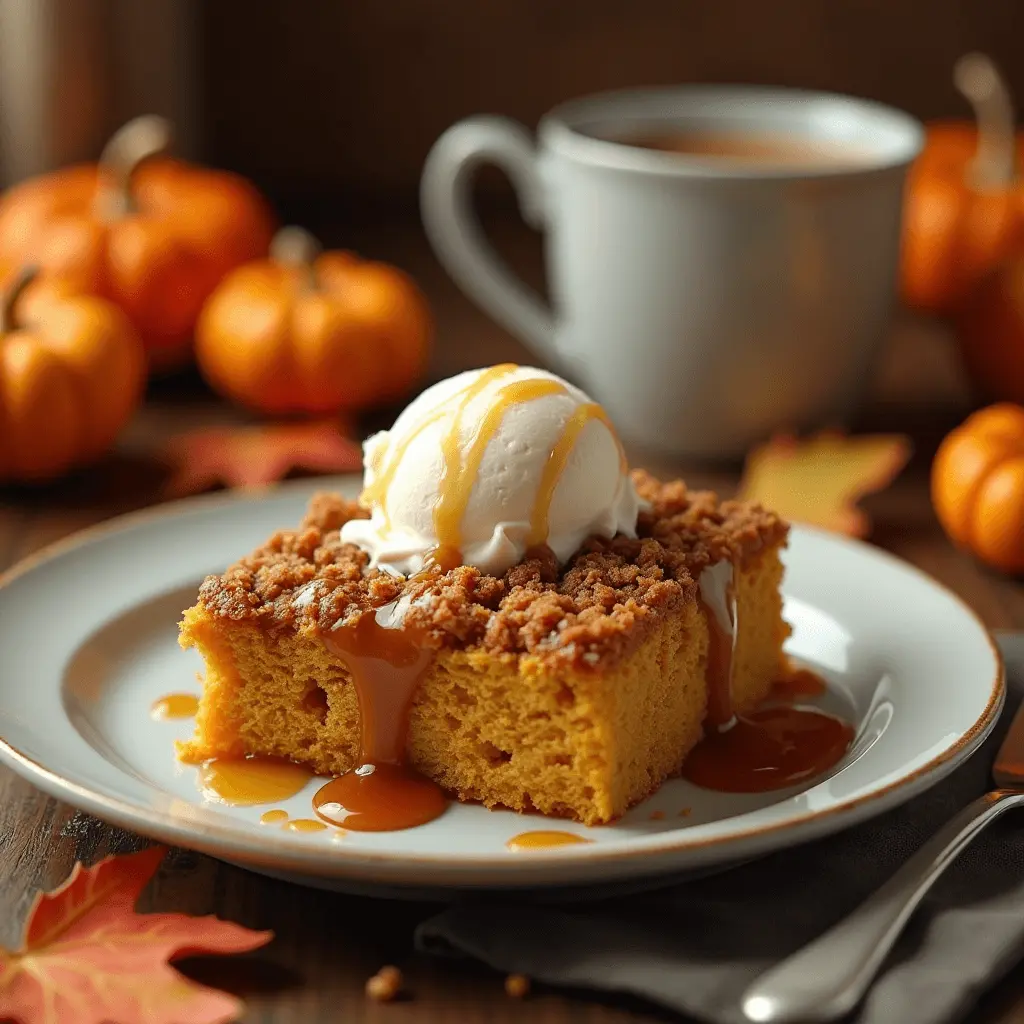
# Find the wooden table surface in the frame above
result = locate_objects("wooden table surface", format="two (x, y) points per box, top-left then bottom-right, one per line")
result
(2, 223), (1024, 1023)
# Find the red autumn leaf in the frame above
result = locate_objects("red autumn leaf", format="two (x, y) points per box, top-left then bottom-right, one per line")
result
(0, 846), (272, 1024)
(738, 431), (911, 537)
(162, 419), (362, 498)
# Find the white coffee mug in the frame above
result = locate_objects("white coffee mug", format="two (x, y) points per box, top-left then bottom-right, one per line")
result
(421, 86), (923, 459)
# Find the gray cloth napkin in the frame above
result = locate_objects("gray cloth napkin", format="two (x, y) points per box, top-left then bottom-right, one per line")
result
(416, 633), (1024, 1024)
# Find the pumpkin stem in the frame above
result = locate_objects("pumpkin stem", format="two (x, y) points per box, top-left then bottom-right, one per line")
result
(270, 226), (322, 291)
(955, 53), (1016, 188)
(0, 266), (39, 334)
(94, 115), (173, 221)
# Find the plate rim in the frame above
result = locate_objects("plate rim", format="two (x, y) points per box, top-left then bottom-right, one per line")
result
(0, 478), (1006, 882)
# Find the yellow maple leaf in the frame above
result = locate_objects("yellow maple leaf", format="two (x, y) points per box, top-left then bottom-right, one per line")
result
(738, 432), (912, 537)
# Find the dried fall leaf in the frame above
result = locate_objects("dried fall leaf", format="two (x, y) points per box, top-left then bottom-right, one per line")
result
(738, 432), (911, 536)
(162, 419), (362, 498)
(0, 846), (272, 1024)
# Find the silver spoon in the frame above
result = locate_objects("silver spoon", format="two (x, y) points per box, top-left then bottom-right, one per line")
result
(741, 693), (1024, 1023)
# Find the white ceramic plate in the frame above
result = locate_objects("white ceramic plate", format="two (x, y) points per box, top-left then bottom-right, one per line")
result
(0, 477), (1004, 895)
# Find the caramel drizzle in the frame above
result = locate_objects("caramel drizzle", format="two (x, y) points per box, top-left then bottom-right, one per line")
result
(324, 602), (433, 766)
(313, 600), (450, 832)
(360, 406), (448, 526)
(432, 375), (568, 568)
(526, 401), (624, 548)
(361, 364), (518, 530)
(698, 561), (738, 728)
(362, 362), (629, 569)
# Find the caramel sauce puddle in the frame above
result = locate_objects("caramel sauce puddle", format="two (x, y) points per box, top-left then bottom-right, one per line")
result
(151, 693), (199, 721)
(506, 831), (593, 851)
(198, 756), (313, 806)
(284, 818), (329, 833)
(687, 564), (853, 793)
(683, 705), (853, 793)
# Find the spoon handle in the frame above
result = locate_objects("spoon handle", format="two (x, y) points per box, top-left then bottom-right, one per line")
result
(741, 788), (1024, 1024)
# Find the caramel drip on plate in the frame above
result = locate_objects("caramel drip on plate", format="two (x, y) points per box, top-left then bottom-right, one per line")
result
(432, 375), (567, 570)
(697, 561), (738, 728)
(506, 831), (594, 850)
(259, 809), (289, 824)
(198, 756), (314, 806)
(686, 565), (852, 792)
(361, 363), (518, 527)
(527, 401), (623, 548)
(324, 603), (432, 765)
(284, 818), (328, 833)
(682, 706), (853, 793)
(150, 693), (199, 721)
(313, 601), (448, 831)
(314, 762), (445, 832)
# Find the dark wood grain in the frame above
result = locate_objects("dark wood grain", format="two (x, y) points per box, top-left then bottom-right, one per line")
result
(1, 221), (1024, 1022)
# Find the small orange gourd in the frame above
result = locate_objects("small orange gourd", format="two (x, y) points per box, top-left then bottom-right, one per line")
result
(0, 267), (145, 482)
(195, 227), (431, 416)
(955, 253), (1024, 405)
(932, 403), (1024, 573)
(902, 54), (1024, 316)
(0, 117), (275, 372)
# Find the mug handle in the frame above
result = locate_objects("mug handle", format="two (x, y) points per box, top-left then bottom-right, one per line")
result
(420, 116), (557, 359)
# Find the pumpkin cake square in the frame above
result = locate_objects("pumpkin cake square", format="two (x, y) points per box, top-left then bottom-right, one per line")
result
(179, 472), (789, 826)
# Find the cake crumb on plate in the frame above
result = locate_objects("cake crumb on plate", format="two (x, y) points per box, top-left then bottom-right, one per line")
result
(366, 965), (403, 1002)
(505, 973), (531, 998)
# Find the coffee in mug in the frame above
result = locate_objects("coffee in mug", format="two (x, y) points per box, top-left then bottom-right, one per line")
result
(613, 130), (874, 169)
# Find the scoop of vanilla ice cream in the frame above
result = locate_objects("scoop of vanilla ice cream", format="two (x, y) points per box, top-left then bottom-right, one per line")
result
(340, 365), (642, 576)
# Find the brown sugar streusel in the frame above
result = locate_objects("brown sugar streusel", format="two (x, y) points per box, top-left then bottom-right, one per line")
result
(196, 470), (787, 673)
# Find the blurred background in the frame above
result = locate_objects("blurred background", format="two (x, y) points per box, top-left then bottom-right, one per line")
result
(203, 0), (1024, 221)
(9, 1), (1020, 207)
(1, 0), (1023, 534)
(5, 0), (1012, 386)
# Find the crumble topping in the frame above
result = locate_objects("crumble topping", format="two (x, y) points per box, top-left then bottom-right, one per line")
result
(195, 471), (787, 670)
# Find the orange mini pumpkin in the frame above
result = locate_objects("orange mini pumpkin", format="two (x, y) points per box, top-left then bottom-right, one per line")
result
(902, 54), (1024, 316)
(955, 253), (1024, 405)
(932, 402), (1024, 572)
(0, 267), (145, 482)
(195, 227), (431, 416)
(0, 117), (275, 372)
